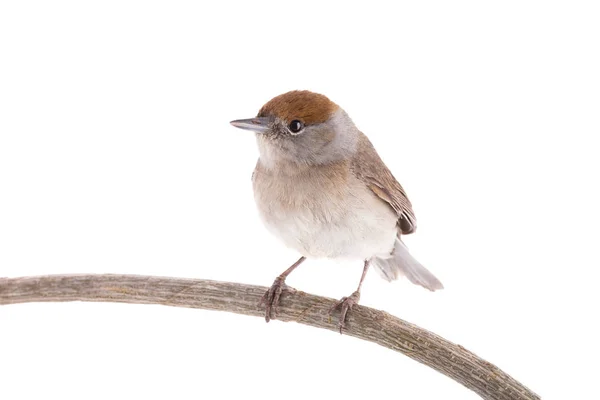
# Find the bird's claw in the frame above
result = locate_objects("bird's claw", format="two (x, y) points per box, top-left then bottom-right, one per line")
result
(260, 277), (292, 322)
(329, 291), (361, 334)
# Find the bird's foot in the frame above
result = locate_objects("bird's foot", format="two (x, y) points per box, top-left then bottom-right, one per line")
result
(329, 291), (361, 334)
(259, 276), (294, 322)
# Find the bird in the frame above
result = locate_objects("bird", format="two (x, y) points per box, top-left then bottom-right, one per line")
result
(230, 90), (443, 332)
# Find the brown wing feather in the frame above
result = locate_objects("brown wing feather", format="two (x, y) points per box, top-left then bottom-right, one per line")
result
(350, 132), (417, 234)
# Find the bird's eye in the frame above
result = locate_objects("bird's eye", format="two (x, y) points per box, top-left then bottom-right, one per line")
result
(288, 120), (304, 133)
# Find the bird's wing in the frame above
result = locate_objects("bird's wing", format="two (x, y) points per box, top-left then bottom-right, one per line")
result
(351, 132), (417, 235)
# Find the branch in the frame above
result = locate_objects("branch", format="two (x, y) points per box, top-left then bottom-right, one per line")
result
(0, 274), (538, 400)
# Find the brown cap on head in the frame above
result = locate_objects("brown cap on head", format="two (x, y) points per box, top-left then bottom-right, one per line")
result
(257, 90), (339, 125)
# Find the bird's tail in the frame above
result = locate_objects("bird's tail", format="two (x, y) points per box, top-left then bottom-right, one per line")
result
(372, 238), (444, 291)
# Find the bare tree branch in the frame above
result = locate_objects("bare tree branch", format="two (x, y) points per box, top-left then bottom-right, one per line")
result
(0, 274), (539, 400)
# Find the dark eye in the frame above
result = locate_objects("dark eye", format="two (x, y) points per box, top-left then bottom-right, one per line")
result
(288, 120), (304, 133)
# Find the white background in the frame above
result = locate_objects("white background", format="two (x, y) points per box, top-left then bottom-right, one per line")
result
(1, 1), (599, 399)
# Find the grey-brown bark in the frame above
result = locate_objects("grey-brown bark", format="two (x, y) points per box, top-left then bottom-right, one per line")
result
(0, 274), (539, 400)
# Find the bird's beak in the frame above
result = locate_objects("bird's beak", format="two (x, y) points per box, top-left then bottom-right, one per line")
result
(229, 117), (271, 133)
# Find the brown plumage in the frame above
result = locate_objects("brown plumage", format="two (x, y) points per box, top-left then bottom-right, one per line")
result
(351, 132), (417, 235)
(258, 90), (339, 125)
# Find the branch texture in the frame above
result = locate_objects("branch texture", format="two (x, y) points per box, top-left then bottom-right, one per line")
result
(0, 274), (539, 400)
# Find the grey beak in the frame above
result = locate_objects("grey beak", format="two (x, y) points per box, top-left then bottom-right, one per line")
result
(230, 117), (271, 133)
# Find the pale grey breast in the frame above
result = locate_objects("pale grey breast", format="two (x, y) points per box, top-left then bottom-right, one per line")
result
(252, 160), (397, 259)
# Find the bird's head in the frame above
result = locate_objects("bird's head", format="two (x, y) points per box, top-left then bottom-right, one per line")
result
(230, 90), (358, 168)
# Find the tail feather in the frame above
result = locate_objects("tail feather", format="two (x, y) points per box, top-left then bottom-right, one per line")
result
(372, 238), (443, 291)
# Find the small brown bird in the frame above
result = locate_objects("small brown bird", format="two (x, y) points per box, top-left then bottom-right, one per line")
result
(231, 90), (443, 332)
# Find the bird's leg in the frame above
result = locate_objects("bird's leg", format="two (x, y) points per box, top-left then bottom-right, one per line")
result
(260, 256), (306, 322)
(330, 260), (370, 334)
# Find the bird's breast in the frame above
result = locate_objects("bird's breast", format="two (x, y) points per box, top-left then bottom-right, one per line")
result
(252, 161), (397, 259)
